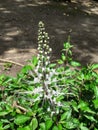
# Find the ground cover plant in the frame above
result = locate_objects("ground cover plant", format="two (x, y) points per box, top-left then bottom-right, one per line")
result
(0, 21), (98, 130)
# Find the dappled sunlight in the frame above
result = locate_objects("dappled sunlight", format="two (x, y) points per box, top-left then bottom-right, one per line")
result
(4, 48), (37, 54)
(80, 0), (98, 15)
(1, 36), (14, 41)
(55, 28), (66, 34)
(14, 0), (25, 2)
(1, 27), (23, 41)
(25, 3), (39, 7)
(90, 7), (98, 15)
(2, 10), (11, 14)
(0, 7), (11, 13)
(83, 7), (98, 15)
(74, 45), (98, 64)
(0, 7), (6, 11)
(0, 0), (98, 66)
(5, 28), (22, 37)
(14, 0), (50, 7)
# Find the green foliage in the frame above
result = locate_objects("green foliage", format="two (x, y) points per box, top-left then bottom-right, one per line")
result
(3, 62), (12, 71)
(0, 21), (98, 129)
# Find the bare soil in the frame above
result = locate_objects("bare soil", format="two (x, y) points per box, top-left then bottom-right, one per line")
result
(0, 0), (98, 76)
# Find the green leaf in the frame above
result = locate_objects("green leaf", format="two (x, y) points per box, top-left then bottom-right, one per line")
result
(60, 110), (71, 121)
(39, 123), (46, 130)
(3, 124), (10, 129)
(30, 118), (38, 130)
(93, 86), (98, 99)
(17, 126), (31, 130)
(84, 115), (96, 122)
(94, 128), (98, 130)
(0, 122), (3, 129)
(79, 123), (89, 130)
(14, 115), (30, 125)
(57, 59), (64, 64)
(49, 63), (56, 68)
(0, 124), (3, 130)
(78, 100), (88, 111)
(58, 124), (62, 130)
(78, 101), (94, 113)
(0, 111), (9, 116)
(56, 95), (64, 102)
(93, 99), (98, 108)
(71, 101), (78, 112)
(64, 118), (79, 129)
(52, 126), (58, 130)
(32, 56), (38, 66)
(1, 119), (9, 123)
(77, 73), (84, 80)
(63, 42), (73, 49)
(68, 50), (72, 56)
(45, 119), (53, 130)
(70, 61), (81, 67)
(91, 64), (98, 70)
(21, 65), (32, 73)
(60, 112), (67, 121)
(61, 53), (66, 61)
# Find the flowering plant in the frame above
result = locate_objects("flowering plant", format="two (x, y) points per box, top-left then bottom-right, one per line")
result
(0, 21), (98, 130)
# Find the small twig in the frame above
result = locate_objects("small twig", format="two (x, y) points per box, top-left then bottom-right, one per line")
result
(0, 58), (24, 67)
(16, 105), (28, 112)
(13, 101), (28, 113)
(89, 123), (95, 130)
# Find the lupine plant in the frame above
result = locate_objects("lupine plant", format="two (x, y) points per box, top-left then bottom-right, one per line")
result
(0, 21), (98, 130)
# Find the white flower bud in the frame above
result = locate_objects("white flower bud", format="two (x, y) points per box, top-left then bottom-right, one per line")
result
(45, 52), (47, 55)
(49, 48), (52, 52)
(47, 107), (51, 112)
(44, 44), (47, 47)
(44, 40), (47, 43)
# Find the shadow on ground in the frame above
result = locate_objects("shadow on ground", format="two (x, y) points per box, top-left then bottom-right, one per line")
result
(0, 0), (98, 75)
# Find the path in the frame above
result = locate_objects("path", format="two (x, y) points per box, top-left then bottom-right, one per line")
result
(0, 0), (98, 76)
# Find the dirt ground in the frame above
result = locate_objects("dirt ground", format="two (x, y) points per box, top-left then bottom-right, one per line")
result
(0, 0), (98, 76)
